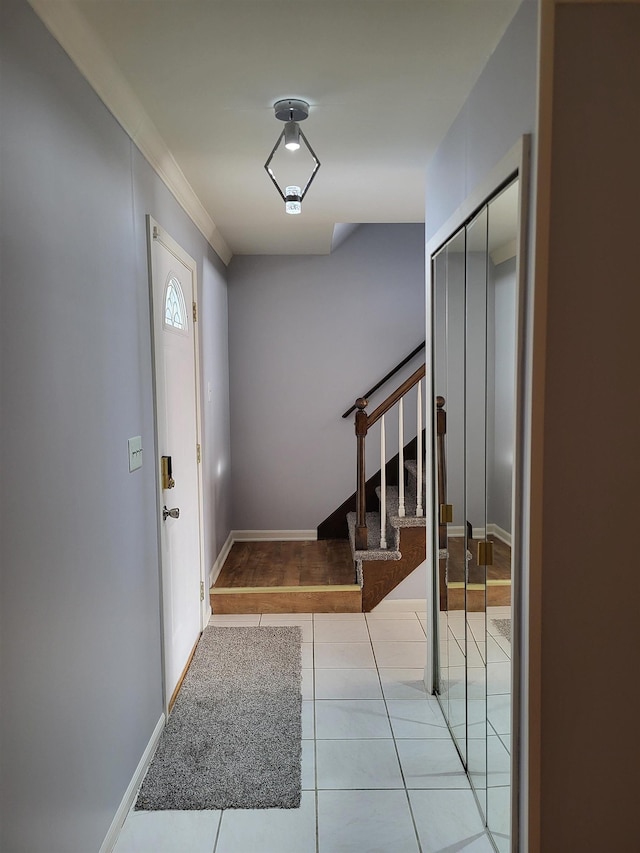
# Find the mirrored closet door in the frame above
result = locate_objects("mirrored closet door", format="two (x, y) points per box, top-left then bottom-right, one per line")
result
(432, 177), (520, 852)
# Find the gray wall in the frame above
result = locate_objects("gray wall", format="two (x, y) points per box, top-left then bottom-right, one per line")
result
(465, 249), (490, 532)
(487, 256), (516, 535)
(425, 0), (538, 241)
(228, 224), (425, 531)
(0, 1), (231, 850)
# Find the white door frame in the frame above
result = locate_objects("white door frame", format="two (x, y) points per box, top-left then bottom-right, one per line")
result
(147, 215), (208, 714)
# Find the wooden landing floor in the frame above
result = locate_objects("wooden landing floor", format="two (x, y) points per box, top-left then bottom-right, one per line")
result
(214, 540), (356, 588)
(442, 536), (512, 611)
(446, 536), (511, 584)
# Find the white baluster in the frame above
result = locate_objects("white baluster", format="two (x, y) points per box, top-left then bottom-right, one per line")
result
(398, 397), (405, 517)
(416, 380), (423, 517)
(380, 414), (387, 548)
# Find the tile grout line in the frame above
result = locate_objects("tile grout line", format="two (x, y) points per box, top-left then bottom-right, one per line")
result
(366, 610), (424, 853)
(211, 809), (223, 853)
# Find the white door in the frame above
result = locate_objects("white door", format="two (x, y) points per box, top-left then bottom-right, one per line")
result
(148, 218), (204, 708)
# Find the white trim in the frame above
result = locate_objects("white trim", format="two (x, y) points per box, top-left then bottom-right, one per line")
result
(148, 218), (207, 712)
(190, 261), (208, 634)
(445, 524), (511, 545)
(446, 527), (466, 539)
(232, 529), (318, 542)
(209, 532), (234, 587)
(208, 529), (319, 591)
(426, 139), (524, 258)
(99, 714), (164, 853)
(424, 221), (436, 696)
(27, 0), (232, 266)
(445, 527), (484, 539)
(488, 523), (512, 546)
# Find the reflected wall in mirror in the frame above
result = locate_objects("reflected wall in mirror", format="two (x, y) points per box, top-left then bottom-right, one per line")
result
(466, 204), (489, 821)
(433, 227), (467, 763)
(431, 177), (519, 853)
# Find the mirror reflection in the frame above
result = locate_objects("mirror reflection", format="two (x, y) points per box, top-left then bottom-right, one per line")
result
(434, 226), (467, 762)
(466, 204), (489, 821)
(432, 177), (519, 853)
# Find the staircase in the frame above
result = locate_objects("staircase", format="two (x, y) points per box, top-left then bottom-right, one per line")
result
(209, 458), (426, 614)
(347, 458), (426, 610)
(210, 347), (428, 614)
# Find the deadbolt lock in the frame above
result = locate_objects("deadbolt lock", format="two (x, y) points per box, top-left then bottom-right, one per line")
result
(163, 506), (180, 521)
(439, 504), (453, 524)
(161, 455), (175, 490)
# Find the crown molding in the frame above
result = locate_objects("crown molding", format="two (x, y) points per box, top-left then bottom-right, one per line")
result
(28, 0), (232, 266)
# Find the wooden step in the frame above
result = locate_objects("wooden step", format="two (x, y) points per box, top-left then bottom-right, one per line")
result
(443, 581), (512, 612)
(210, 584), (362, 614)
(361, 526), (426, 611)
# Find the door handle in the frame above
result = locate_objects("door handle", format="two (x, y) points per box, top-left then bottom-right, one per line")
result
(477, 540), (494, 566)
(439, 504), (453, 524)
(163, 506), (180, 521)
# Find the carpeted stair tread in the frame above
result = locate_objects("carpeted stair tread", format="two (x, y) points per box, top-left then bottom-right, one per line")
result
(405, 459), (426, 485)
(375, 485), (426, 528)
(346, 511), (401, 563)
(345, 458), (427, 593)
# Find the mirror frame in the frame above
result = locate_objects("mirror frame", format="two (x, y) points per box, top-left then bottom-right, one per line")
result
(425, 136), (531, 851)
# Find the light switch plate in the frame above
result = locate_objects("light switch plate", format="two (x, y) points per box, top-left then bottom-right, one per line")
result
(128, 436), (143, 472)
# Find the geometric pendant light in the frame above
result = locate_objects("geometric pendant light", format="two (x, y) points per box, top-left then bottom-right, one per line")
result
(264, 98), (321, 215)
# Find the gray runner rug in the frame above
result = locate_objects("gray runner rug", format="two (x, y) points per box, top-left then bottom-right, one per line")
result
(136, 625), (302, 810)
(491, 618), (512, 642)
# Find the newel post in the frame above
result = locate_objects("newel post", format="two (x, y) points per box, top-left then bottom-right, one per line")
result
(355, 397), (369, 550)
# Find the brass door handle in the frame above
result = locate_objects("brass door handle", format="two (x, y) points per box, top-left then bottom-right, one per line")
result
(439, 504), (453, 524)
(477, 540), (494, 566)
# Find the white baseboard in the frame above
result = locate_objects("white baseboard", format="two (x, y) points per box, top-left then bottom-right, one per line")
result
(232, 529), (318, 542)
(487, 523), (512, 546)
(208, 529), (318, 591)
(99, 713), (165, 853)
(209, 531), (234, 587)
(445, 524), (511, 546)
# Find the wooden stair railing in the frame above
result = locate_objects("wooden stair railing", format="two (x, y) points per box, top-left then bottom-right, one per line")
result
(342, 341), (425, 419)
(353, 364), (426, 550)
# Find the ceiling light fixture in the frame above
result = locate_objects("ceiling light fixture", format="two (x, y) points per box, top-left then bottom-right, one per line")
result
(283, 121), (300, 151)
(264, 98), (320, 216)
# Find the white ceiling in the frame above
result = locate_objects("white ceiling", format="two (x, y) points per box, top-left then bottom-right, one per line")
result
(44, 1), (521, 258)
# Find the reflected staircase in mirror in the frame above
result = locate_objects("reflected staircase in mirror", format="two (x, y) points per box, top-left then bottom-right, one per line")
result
(436, 394), (512, 613)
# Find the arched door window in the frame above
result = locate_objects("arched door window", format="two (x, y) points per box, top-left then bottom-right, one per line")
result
(163, 275), (188, 333)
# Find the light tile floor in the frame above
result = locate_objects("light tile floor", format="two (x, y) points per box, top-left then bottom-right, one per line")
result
(114, 609), (495, 853)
